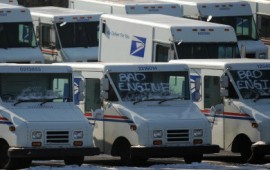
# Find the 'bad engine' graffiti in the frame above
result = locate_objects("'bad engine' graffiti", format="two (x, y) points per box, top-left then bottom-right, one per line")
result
(236, 70), (269, 90)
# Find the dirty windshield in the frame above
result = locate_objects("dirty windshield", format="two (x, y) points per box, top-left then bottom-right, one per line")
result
(109, 71), (190, 102)
(0, 73), (72, 103)
(229, 69), (270, 100)
(56, 22), (99, 48)
(0, 22), (37, 48)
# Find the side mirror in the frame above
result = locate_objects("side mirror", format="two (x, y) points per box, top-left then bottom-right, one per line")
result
(101, 78), (109, 91)
(220, 88), (228, 97)
(195, 77), (201, 91)
(79, 79), (85, 92)
(100, 91), (108, 100)
(220, 75), (229, 88)
(194, 91), (201, 101)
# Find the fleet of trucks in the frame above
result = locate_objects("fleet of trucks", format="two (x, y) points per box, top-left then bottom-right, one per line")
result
(0, 3), (44, 63)
(0, 64), (99, 169)
(69, 0), (183, 17)
(30, 6), (102, 63)
(170, 59), (270, 163)
(158, 0), (269, 59)
(55, 62), (220, 165)
(99, 14), (240, 63)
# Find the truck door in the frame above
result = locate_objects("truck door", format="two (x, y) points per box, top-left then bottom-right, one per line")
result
(154, 44), (171, 62)
(203, 75), (225, 148)
(84, 78), (104, 151)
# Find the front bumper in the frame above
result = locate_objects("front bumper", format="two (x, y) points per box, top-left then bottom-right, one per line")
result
(8, 147), (100, 159)
(251, 144), (270, 156)
(131, 144), (220, 158)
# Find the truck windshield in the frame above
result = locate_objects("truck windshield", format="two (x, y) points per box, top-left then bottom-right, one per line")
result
(229, 70), (270, 100)
(175, 42), (240, 59)
(109, 71), (190, 102)
(0, 73), (72, 103)
(202, 16), (259, 41)
(0, 22), (37, 48)
(56, 22), (99, 48)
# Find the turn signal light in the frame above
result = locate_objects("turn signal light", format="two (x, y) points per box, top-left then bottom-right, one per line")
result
(74, 141), (83, 146)
(193, 139), (203, 145)
(153, 140), (162, 145)
(32, 142), (42, 147)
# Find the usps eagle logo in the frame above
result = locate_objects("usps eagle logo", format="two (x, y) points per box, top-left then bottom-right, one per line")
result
(130, 36), (146, 58)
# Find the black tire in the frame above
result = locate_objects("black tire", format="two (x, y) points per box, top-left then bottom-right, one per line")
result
(0, 143), (31, 169)
(120, 142), (132, 166)
(64, 156), (84, 166)
(240, 140), (252, 162)
(184, 154), (202, 164)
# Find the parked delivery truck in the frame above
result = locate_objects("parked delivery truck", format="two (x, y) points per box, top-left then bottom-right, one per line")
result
(55, 62), (220, 165)
(0, 64), (99, 169)
(170, 59), (270, 163)
(69, 0), (183, 17)
(99, 14), (240, 63)
(0, 3), (44, 63)
(158, 0), (268, 59)
(30, 6), (102, 63)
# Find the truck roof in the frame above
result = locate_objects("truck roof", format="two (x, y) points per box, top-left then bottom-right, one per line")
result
(0, 3), (32, 22)
(0, 0), (18, 5)
(160, 0), (252, 16)
(102, 14), (237, 42)
(30, 6), (102, 23)
(0, 63), (72, 73)
(54, 62), (189, 72)
(170, 59), (270, 70)
(74, 0), (180, 6)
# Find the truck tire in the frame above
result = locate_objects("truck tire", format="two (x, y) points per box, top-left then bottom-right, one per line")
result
(0, 142), (31, 169)
(120, 141), (132, 165)
(64, 156), (84, 166)
(184, 154), (202, 164)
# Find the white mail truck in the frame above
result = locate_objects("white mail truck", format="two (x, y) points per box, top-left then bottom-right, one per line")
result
(99, 14), (240, 63)
(69, 0), (183, 17)
(56, 62), (220, 165)
(0, 64), (99, 169)
(0, 3), (44, 63)
(158, 0), (268, 59)
(30, 6), (102, 63)
(170, 59), (270, 163)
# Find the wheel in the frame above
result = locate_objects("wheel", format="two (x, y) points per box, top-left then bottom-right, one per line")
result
(120, 141), (132, 166)
(248, 152), (264, 164)
(240, 140), (252, 162)
(64, 156), (84, 166)
(0, 142), (31, 169)
(184, 154), (202, 164)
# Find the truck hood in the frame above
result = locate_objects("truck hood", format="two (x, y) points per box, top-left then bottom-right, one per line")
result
(62, 47), (98, 62)
(0, 48), (44, 62)
(114, 101), (206, 122)
(235, 100), (270, 122)
(238, 40), (268, 55)
(1, 103), (84, 123)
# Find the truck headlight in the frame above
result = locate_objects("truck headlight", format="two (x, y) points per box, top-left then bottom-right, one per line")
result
(259, 53), (266, 59)
(32, 131), (42, 139)
(193, 129), (203, 137)
(73, 131), (83, 139)
(153, 130), (163, 138)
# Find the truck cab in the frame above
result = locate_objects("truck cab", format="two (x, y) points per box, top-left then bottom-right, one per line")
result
(30, 6), (102, 63)
(170, 59), (270, 163)
(0, 64), (99, 169)
(159, 0), (268, 59)
(56, 62), (220, 165)
(0, 3), (44, 63)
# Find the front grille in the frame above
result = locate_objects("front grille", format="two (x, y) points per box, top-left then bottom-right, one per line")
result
(167, 129), (189, 142)
(46, 131), (69, 144)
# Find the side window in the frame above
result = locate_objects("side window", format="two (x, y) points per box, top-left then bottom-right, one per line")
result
(41, 24), (51, 48)
(155, 44), (169, 62)
(85, 78), (101, 112)
(204, 76), (222, 108)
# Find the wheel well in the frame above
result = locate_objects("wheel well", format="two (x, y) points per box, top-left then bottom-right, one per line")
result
(231, 134), (251, 153)
(0, 138), (9, 147)
(111, 137), (130, 156)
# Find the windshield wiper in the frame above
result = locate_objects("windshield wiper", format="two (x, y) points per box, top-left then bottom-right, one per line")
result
(158, 96), (184, 104)
(14, 99), (33, 106)
(133, 98), (161, 105)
